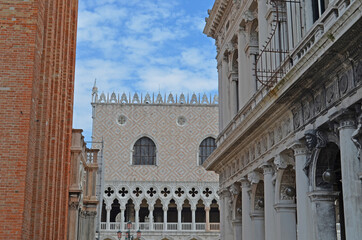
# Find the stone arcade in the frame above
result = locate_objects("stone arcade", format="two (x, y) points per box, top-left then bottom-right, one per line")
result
(91, 88), (221, 240)
(203, 0), (361, 239)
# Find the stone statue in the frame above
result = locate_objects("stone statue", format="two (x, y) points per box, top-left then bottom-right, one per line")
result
(352, 114), (362, 160)
(303, 129), (327, 176)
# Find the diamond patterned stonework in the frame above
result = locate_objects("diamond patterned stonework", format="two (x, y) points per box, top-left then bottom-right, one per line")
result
(92, 92), (219, 182)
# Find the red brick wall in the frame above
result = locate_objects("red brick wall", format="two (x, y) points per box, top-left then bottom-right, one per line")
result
(0, 0), (78, 239)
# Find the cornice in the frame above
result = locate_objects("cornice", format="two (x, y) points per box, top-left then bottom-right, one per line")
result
(204, 0), (231, 38)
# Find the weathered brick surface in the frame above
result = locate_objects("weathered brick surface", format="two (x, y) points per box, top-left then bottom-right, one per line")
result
(0, 0), (78, 239)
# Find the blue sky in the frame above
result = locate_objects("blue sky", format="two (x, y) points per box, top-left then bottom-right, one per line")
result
(73, 0), (218, 141)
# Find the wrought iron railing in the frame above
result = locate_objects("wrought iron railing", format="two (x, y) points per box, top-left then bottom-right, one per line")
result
(255, 0), (302, 87)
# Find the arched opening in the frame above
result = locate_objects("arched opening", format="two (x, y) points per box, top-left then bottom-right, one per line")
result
(167, 199), (178, 230)
(139, 199), (150, 230)
(132, 137), (156, 165)
(125, 199), (135, 223)
(196, 199), (206, 230)
(101, 200), (106, 222)
(154, 199), (163, 223)
(210, 199), (220, 223)
(196, 199), (205, 223)
(182, 199), (192, 230)
(314, 142), (345, 239)
(110, 199), (120, 222)
(199, 137), (217, 165)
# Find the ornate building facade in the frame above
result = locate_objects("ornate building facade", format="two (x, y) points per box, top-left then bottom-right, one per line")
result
(204, 0), (361, 239)
(91, 88), (221, 240)
(68, 129), (100, 240)
(0, 0), (79, 239)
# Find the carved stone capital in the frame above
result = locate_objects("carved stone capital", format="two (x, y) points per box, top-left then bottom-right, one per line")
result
(239, 177), (250, 188)
(248, 171), (262, 184)
(262, 164), (274, 175)
(218, 188), (231, 197)
(243, 10), (256, 22)
(69, 201), (79, 210)
(330, 109), (356, 129)
(288, 141), (308, 156)
(274, 152), (294, 169)
(229, 183), (240, 196)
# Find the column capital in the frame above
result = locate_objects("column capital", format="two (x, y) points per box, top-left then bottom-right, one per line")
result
(330, 109), (357, 129)
(205, 206), (211, 211)
(191, 205), (197, 211)
(288, 141), (308, 156)
(261, 163), (274, 175)
(229, 182), (240, 196)
(239, 177), (251, 188)
(162, 206), (168, 211)
(218, 188), (231, 197)
(177, 205), (183, 211)
(105, 205), (112, 211)
(248, 171), (263, 184)
(148, 205), (154, 211)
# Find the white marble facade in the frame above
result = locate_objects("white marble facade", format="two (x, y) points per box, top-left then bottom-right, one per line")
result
(92, 90), (221, 240)
(204, 0), (362, 239)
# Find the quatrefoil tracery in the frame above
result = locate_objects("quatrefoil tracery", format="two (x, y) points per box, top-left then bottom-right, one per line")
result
(105, 187), (114, 197)
(147, 187), (157, 197)
(119, 187), (129, 197)
(203, 188), (212, 197)
(161, 187), (170, 197)
(133, 187), (143, 197)
(189, 188), (199, 197)
(175, 187), (185, 197)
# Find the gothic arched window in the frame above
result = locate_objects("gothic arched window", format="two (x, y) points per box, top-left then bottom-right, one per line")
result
(132, 137), (156, 165)
(199, 137), (216, 165)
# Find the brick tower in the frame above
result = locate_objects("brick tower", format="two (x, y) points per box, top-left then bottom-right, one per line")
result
(0, 0), (78, 239)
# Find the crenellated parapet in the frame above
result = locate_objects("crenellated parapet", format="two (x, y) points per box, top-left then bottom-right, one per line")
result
(92, 89), (218, 105)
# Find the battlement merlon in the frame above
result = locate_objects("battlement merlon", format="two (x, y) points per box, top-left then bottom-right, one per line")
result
(91, 91), (218, 105)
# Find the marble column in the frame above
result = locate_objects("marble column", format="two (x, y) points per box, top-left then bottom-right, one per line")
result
(135, 205), (140, 230)
(191, 205), (196, 231)
(120, 206), (125, 231)
(274, 203), (297, 240)
(232, 219), (242, 240)
(250, 211), (265, 240)
(177, 205), (182, 231)
(106, 205), (111, 230)
(262, 164), (276, 240)
(240, 178), (252, 240)
(67, 199), (79, 240)
(289, 141), (312, 240)
(223, 189), (234, 239)
(218, 189), (225, 239)
(205, 206), (210, 231)
(308, 191), (339, 240)
(163, 206), (168, 231)
(148, 205), (154, 231)
(336, 112), (362, 239)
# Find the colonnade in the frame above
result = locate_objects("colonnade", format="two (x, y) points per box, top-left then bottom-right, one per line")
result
(219, 111), (362, 240)
(102, 198), (220, 232)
